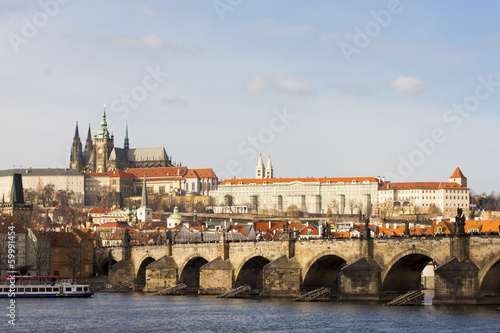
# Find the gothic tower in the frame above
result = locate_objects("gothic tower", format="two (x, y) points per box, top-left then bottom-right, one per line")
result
(92, 106), (114, 173)
(124, 123), (129, 151)
(85, 124), (93, 152)
(256, 154), (265, 179)
(70, 122), (83, 171)
(265, 155), (273, 179)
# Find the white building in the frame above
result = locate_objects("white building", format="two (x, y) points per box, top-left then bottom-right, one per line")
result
(378, 167), (470, 214)
(211, 157), (380, 215)
(0, 169), (85, 205)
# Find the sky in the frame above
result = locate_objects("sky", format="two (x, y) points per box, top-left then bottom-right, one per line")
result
(1, 0), (500, 194)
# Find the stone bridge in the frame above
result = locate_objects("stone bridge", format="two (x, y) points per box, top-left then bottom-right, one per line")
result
(95, 235), (500, 304)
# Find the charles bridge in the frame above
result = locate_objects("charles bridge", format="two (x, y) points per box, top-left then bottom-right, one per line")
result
(94, 234), (500, 304)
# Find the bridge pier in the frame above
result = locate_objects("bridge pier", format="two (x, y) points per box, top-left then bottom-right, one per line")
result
(143, 256), (179, 292)
(199, 257), (234, 295)
(338, 258), (382, 301)
(433, 258), (479, 304)
(262, 256), (302, 298)
(109, 259), (135, 286)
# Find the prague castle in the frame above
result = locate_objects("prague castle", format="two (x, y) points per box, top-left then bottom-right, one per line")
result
(70, 108), (174, 173)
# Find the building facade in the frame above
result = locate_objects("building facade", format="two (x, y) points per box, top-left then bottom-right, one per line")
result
(0, 169), (84, 205)
(378, 167), (470, 215)
(70, 108), (175, 173)
(84, 166), (218, 206)
(211, 156), (380, 215)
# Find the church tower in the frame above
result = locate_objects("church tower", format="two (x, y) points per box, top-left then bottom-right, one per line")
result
(93, 106), (114, 173)
(449, 167), (467, 187)
(124, 123), (129, 150)
(85, 124), (93, 152)
(70, 122), (83, 171)
(256, 154), (265, 179)
(265, 155), (273, 179)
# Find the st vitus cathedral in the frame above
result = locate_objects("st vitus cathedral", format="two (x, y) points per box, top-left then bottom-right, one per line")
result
(70, 107), (175, 173)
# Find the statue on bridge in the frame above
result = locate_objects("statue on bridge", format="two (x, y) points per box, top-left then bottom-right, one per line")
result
(122, 229), (131, 248)
(363, 215), (371, 240)
(455, 208), (466, 236)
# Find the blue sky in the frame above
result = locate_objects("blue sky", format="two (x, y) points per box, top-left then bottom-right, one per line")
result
(1, 0), (500, 194)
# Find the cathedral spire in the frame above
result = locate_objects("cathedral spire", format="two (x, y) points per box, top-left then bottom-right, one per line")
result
(73, 121), (80, 140)
(265, 155), (273, 179)
(70, 122), (83, 170)
(124, 123), (129, 150)
(85, 124), (93, 152)
(256, 154), (265, 179)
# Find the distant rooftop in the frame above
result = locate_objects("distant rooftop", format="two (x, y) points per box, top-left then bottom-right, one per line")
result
(0, 168), (83, 177)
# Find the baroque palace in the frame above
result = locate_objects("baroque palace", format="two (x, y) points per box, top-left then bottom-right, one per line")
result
(211, 156), (470, 216)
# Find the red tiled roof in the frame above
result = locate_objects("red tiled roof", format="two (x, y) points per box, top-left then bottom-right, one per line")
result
(127, 167), (187, 178)
(89, 207), (111, 214)
(380, 182), (468, 190)
(221, 177), (378, 185)
(191, 168), (217, 179)
(97, 222), (131, 228)
(450, 167), (466, 179)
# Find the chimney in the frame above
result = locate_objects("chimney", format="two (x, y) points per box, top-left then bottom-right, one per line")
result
(393, 223), (397, 229)
(386, 223), (389, 229)
(269, 221), (271, 229)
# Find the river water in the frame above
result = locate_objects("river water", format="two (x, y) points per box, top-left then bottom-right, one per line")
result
(2, 292), (499, 332)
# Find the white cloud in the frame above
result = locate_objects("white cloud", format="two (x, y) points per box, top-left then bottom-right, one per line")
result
(391, 76), (426, 95)
(244, 72), (315, 96)
(109, 34), (166, 50)
(109, 34), (200, 54)
(253, 18), (314, 38)
(161, 96), (189, 110)
(244, 75), (268, 92)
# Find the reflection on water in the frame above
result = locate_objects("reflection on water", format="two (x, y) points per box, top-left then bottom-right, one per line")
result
(3, 292), (499, 333)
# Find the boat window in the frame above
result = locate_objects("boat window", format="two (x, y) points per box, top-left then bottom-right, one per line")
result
(77, 287), (83, 292)
(66, 287), (72, 292)
(46, 287), (53, 292)
(84, 287), (88, 291)
(32, 288), (39, 292)
(25, 288), (31, 293)
(18, 288), (24, 293)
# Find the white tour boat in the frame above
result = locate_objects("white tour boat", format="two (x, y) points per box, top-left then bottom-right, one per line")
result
(0, 276), (93, 298)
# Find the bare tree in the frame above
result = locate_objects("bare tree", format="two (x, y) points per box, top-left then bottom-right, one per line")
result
(224, 194), (234, 214)
(148, 194), (163, 211)
(55, 189), (74, 207)
(27, 230), (51, 275)
(98, 186), (117, 208)
(330, 201), (340, 216)
(40, 184), (55, 207)
(286, 205), (300, 218)
(380, 200), (395, 217)
(347, 199), (357, 215)
(195, 201), (206, 213)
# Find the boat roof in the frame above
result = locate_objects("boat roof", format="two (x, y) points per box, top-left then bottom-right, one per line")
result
(2, 275), (61, 279)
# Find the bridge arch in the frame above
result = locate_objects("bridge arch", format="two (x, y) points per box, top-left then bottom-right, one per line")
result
(234, 254), (272, 291)
(302, 251), (348, 294)
(381, 248), (437, 294)
(178, 255), (210, 291)
(478, 253), (500, 298)
(135, 256), (156, 289)
(98, 257), (117, 276)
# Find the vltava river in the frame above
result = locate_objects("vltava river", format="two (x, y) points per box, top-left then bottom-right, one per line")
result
(3, 292), (499, 332)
